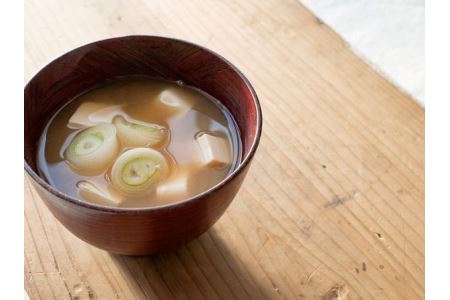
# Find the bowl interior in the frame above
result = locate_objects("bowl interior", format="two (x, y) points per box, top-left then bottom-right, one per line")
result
(24, 36), (261, 202)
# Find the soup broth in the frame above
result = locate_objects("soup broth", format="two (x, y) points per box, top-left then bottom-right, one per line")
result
(37, 77), (241, 208)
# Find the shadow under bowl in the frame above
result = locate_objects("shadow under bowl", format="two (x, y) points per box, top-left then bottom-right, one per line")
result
(24, 35), (262, 255)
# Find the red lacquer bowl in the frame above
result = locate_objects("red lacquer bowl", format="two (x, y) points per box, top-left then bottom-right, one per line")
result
(24, 36), (262, 255)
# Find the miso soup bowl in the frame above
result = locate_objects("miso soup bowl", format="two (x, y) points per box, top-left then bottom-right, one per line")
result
(24, 36), (262, 255)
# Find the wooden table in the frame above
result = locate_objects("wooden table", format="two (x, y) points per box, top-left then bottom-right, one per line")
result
(25, 0), (424, 299)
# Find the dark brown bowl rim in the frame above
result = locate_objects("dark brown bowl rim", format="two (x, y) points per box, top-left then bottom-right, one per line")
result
(24, 35), (262, 214)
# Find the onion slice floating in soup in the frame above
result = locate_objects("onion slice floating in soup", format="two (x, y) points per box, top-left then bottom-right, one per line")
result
(65, 124), (119, 173)
(113, 116), (167, 147)
(111, 148), (169, 196)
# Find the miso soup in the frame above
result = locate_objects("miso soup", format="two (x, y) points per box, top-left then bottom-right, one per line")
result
(37, 77), (241, 208)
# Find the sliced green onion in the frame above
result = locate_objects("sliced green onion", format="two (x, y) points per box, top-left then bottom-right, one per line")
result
(111, 148), (168, 196)
(65, 124), (118, 173)
(113, 116), (167, 147)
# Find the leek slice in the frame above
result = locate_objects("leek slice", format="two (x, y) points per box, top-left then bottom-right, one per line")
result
(111, 148), (168, 196)
(65, 124), (119, 173)
(113, 116), (167, 147)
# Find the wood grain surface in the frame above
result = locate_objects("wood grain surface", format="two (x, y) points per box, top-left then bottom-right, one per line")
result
(24, 0), (424, 299)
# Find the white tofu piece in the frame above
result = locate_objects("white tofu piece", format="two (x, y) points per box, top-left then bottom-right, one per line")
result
(157, 88), (193, 116)
(156, 173), (189, 200)
(195, 133), (231, 168)
(68, 102), (122, 129)
(77, 181), (121, 206)
(68, 102), (109, 129)
(89, 104), (123, 124)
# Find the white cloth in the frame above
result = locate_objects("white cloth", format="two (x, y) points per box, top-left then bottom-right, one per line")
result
(301, 0), (424, 105)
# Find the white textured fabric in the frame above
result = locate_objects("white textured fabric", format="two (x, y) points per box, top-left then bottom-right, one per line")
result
(301, 0), (424, 105)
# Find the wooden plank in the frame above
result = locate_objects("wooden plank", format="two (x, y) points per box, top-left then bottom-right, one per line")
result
(25, 0), (424, 298)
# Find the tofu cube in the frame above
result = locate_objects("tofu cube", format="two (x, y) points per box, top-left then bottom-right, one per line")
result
(157, 88), (192, 116)
(195, 133), (231, 168)
(68, 102), (122, 129)
(68, 102), (110, 129)
(156, 173), (189, 200)
(77, 181), (121, 206)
